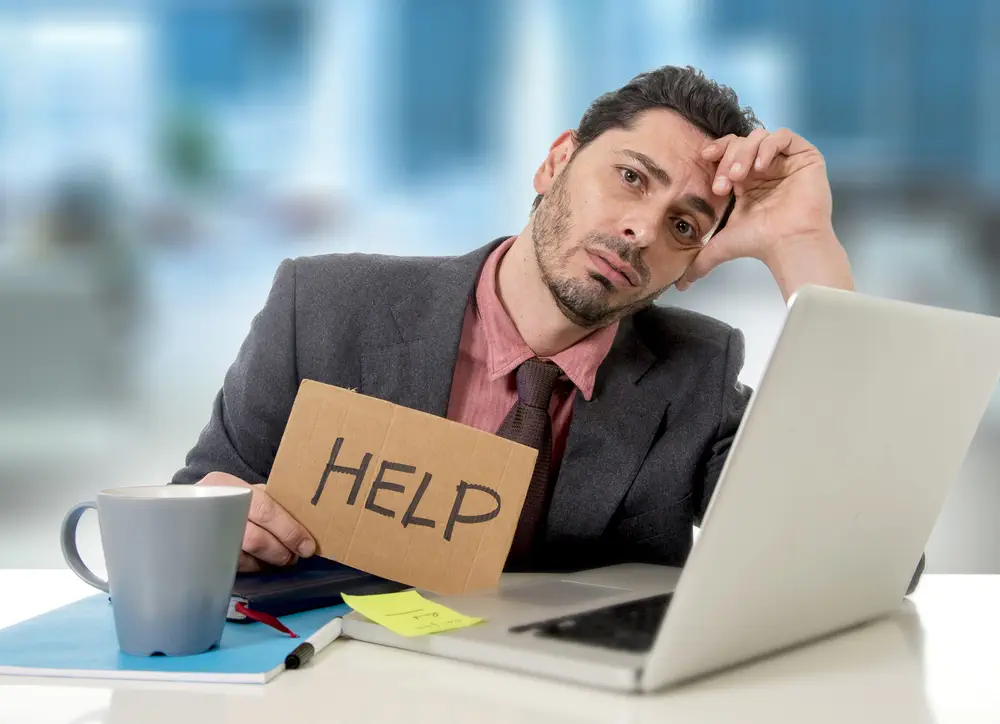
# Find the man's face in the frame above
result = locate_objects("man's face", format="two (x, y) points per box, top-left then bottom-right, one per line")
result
(530, 108), (729, 328)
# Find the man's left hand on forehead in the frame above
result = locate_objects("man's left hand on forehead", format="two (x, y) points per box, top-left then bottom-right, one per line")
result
(673, 127), (838, 294)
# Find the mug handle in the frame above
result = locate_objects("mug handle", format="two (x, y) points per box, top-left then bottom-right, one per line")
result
(60, 502), (109, 593)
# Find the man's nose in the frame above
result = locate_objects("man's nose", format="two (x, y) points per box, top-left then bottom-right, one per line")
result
(617, 212), (659, 248)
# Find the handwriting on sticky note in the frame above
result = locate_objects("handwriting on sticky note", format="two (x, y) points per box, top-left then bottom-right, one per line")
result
(342, 590), (483, 637)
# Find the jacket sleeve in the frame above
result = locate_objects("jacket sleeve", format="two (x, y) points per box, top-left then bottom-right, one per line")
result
(696, 328), (926, 596)
(171, 259), (300, 485)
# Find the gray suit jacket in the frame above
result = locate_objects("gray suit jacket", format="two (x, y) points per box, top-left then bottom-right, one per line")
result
(172, 238), (924, 588)
(172, 238), (749, 571)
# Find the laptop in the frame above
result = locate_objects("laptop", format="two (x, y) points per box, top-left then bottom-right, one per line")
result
(342, 285), (1000, 693)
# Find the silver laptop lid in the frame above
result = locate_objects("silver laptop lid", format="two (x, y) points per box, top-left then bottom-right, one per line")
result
(642, 285), (1000, 690)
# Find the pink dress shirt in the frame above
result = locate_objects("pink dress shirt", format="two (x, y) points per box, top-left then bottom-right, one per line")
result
(445, 236), (619, 476)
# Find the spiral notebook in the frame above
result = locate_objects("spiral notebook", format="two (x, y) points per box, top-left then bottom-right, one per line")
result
(0, 594), (349, 684)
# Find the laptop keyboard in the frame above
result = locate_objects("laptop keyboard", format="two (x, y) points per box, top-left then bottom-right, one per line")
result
(510, 593), (673, 653)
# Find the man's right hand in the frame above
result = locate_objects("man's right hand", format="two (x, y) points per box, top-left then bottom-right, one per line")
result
(196, 472), (316, 573)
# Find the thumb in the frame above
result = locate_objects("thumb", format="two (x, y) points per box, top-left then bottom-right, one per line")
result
(674, 236), (734, 290)
(675, 219), (761, 290)
(197, 471), (251, 489)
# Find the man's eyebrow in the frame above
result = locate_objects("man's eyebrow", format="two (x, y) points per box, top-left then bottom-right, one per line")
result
(616, 148), (719, 229)
(617, 149), (671, 187)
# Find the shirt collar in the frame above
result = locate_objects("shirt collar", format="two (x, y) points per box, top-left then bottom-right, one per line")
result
(474, 236), (618, 400)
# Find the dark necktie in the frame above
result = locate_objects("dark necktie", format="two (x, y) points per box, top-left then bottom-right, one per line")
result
(496, 358), (562, 565)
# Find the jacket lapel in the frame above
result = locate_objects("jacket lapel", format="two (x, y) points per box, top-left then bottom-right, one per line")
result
(359, 239), (503, 416)
(546, 315), (668, 542)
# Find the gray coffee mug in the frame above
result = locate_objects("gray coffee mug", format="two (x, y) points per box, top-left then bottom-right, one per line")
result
(60, 485), (251, 657)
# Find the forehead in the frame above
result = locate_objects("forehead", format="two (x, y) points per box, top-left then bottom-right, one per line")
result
(584, 108), (719, 183)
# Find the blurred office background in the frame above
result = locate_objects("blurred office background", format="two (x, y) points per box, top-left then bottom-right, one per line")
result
(1, 0), (997, 572)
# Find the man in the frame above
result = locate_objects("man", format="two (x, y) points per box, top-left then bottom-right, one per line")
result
(172, 65), (923, 590)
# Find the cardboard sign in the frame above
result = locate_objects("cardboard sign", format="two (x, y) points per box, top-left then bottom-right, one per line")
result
(265, 380), (537, 595)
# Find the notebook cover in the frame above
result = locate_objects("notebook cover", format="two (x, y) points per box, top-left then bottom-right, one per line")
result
(229, 556), (408, 620)
(0, 594), (348, 684)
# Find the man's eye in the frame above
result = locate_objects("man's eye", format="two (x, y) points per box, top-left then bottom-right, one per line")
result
(619, 168), (642, 187)
(675, 219), (696, 238)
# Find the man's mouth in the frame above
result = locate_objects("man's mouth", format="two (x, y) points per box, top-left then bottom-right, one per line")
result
(588, 249), (640, 288)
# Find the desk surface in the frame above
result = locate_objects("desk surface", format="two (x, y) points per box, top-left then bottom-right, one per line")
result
(0, 571), (996, 724)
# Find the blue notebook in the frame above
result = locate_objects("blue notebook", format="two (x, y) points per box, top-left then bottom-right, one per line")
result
(0, 595), (349, 684)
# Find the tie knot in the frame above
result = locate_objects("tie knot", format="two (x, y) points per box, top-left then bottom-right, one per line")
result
(515, 359), (562, 410)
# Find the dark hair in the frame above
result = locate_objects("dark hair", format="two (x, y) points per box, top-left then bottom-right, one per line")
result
(531, 65), (761, 231)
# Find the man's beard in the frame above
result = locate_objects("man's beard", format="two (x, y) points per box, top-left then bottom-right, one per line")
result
(531, 171), (667, 329)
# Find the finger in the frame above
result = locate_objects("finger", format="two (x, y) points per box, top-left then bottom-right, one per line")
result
(725, 128), (768, 181)
(753, 127), (800, 171)
(715, 130), (769, 193)
(239, 552), (263, 573)
(248, 486), (316, 558)
(700, 134), (737, 162)
(243, 520), (299, 567)
(239, 548), (298, 572)
(713, 138), (744, 195)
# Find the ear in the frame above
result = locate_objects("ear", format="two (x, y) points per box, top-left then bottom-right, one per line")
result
(533, 130), (578, 196)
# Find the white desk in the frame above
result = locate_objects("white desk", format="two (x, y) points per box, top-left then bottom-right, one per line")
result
(0, 571), (997, 723)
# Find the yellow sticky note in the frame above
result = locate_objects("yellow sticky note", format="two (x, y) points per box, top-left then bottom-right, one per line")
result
(342, 590), (483, 637)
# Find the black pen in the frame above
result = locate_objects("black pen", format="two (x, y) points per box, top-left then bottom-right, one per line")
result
(284, 617), (344, 669)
